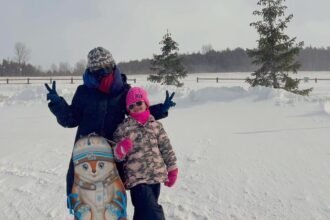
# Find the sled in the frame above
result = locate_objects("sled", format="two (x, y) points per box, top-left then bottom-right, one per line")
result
(68, 134), (127, 220)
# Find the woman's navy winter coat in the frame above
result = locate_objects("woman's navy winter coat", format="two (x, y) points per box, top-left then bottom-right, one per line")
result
(48, 78), (167, 196)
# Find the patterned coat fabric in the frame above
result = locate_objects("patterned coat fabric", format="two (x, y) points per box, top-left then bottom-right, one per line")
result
(113, 116), (177, 189)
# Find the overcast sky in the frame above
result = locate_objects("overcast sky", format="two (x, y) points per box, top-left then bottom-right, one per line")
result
(1, 0), (330, 69)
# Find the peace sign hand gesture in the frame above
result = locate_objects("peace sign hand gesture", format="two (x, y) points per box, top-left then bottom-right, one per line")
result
(161, 90), (176, 113)
(44, 81), (61, 103)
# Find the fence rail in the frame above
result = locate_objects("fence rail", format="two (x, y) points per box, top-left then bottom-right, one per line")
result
(196, 77), (245, 83)
(0, 77), (137, 84)
(0, 76), (329, 85)
(196, 77), (330, 83)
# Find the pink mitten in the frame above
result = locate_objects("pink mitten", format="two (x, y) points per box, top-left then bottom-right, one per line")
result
(165, 168), (178, 187)
(114, 138), (133, 160)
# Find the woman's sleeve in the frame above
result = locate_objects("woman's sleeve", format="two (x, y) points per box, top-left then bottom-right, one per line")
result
(157, 123), (177, 171)
(48, 86), (83, 128)
(149, 104), (168, 120)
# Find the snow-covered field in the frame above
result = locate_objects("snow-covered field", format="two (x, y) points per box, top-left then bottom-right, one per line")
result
(0, 72), (330, 220)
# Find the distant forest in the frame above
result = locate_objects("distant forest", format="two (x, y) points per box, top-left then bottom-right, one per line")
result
(1, 47), (330, 76)
(118, 47), (330, 75)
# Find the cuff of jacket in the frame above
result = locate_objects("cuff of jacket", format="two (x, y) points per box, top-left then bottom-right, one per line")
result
(167, 165), (178, 172)
(149, 103), (169, 120)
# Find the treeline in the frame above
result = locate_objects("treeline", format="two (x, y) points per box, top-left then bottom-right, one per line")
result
(1, 47), (330, 76)
(0, 59), (44, 77)
(298, 47), (330, 70)
(119, 47), (330, 75)
(118, 48), (254, 74)
(0, 59), (86, 77)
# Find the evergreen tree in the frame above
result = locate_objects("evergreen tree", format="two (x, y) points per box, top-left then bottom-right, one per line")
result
(247, 0), (312, 95)
(148, 31), (187, 87)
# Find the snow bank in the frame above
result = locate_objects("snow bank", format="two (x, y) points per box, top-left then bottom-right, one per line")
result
(0, 84), (313, 107)
(1, 74), (330, 219)
(324, 101), (330, 115)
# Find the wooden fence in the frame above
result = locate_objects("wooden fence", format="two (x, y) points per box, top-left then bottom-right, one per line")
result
(0, 77), (137, 84)
(0, 76), (329, 85)
(196, 77), (330, 83)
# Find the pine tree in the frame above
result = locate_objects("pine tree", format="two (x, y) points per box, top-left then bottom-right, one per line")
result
(247, 0), (312, 95)
(148, 31), (187, 87)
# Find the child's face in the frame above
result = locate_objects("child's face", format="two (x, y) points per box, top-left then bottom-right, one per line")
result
(128, 101), (147, 113)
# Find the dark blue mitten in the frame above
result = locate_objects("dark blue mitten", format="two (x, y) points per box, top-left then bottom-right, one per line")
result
(44, 81), (61, 104)
(161, 90), (176, 113)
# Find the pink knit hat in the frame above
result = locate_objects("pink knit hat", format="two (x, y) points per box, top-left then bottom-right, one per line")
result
(126, 87), (150, 110)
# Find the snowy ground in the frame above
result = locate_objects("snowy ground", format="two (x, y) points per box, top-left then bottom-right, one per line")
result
(0, 72), (330, 219)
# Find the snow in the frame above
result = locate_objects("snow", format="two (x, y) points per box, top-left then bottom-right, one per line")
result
(1, 72), (330, 219)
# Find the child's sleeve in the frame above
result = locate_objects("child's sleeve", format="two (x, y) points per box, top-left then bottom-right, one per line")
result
(112, 124), (126, 162)
(113, 123), (125, 143)
(157, 123), (177, 171)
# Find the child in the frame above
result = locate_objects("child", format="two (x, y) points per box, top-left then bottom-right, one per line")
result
(112, 87), (178, 220)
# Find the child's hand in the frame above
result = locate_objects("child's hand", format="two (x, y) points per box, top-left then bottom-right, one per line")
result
(114, 138), (133, 160)
(165, 168), (178, 187)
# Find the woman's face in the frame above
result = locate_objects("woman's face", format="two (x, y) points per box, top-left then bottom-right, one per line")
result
(128, 101), (147, 113)
(89, 67), (113, 81)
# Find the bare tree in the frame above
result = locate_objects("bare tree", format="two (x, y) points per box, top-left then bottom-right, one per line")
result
(73, 59), (87, 75)
(58, 62), (72, 75)
(50, 64), (58, 74)
(14, 42), (31, 65)
(201, 44), (214, 54)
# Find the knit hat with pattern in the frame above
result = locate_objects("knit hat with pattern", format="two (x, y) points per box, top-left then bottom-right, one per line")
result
(87, 47), (116, 71)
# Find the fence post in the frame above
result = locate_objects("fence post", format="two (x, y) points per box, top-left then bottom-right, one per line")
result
(134, 79), (136, 83)
(71, 77), (73, 84)
(6, 78), (9, 84)
(27, 78), (30, 84)
(315, 77), (317, 83)
(216, 77), (219, 83)
(197, 77), (199, 83)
